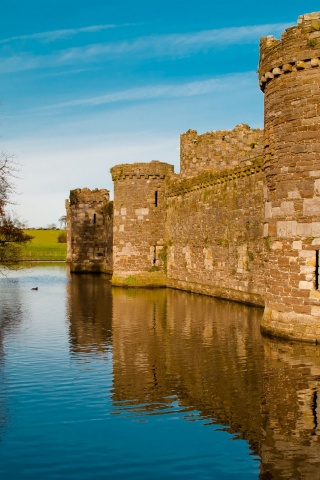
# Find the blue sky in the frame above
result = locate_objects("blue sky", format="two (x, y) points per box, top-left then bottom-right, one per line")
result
(0, 0), (319, 227)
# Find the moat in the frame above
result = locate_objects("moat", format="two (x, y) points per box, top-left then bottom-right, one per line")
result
(0, 264), (320, 479)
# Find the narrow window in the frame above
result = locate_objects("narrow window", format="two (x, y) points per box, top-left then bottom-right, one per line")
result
(153, 245), (157, 264)
(155, 191), (158, 207)
(316, 250), (320, 290)
(93, 213), (96, 224)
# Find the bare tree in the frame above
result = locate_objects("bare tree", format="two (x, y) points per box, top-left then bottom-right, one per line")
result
(58, 215), (67, 229)
(0, 152), (33, 268)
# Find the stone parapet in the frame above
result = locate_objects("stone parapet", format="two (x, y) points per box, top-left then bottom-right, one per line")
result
(168, 156), (263, 197)
(259, 12), (320, 91)
(111, 161), (174, 181)
(180, 124), (263, 178)
(69, 188), (109, 205)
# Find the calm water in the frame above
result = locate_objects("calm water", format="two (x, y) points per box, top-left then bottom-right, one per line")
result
(0, 265), (320, 479)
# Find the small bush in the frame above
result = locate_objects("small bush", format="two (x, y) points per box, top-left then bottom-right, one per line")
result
(57, 232), (67, 243)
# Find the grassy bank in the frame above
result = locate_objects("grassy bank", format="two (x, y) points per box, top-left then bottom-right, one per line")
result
(21, 229), (67, 261)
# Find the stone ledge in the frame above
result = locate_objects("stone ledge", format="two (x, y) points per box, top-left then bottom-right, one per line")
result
(111, 271), (167, 287)
(167, 156), (263, 198)
(261, 307), (320, 343)
(166, 278), (264, 307)
(259, 57), (320, 91)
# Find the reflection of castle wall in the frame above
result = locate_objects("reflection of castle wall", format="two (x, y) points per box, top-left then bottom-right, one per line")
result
(112, 287), (264, 453)
(67, 274), (113, 355)
(112, 287), (320, 477)
(260, 338), (320, 480)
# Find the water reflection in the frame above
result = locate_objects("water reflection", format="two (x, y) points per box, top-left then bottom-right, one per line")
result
(261, 338), (320, 479)
(67, 273), (112, 357)
(0, 276), (25, 441)
(109, 287), (320, 479)
(2, 266), (318, 478)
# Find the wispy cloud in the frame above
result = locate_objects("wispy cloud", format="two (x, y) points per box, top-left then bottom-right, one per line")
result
(38, 72), (255, 111)
(55, 22), (290, 62)
(0, 24), (119, 44)
(0, 22), (289, 74)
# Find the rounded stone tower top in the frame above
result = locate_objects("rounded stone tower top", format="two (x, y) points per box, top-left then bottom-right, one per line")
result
(111, 160), (174, 181)
(259, 12), (320, 91)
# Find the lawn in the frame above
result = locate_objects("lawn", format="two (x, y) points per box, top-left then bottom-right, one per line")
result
(21, 229), (67, 261)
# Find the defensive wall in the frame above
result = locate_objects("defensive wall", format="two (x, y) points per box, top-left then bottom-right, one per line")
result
(66, 12), (320, 343)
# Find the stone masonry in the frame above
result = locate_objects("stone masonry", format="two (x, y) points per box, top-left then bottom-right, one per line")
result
(259, 12), (320, 341)
(67, 13), (320, 343)
(110, 161), (174, 286)
(180, 124), (263, 178)
(66, 188), (113, 273)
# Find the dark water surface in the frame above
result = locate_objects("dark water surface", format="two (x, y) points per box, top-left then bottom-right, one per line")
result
(0, 264), (320, 479)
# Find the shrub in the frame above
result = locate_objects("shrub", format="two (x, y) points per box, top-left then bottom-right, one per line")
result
(57, 232), (67, 243)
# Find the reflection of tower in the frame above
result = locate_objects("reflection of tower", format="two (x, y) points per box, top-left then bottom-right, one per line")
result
(259, 13), (320, 342)
(260, 338), (320, 479)
(67, 274), (113, 355)
(111, 161), (174, 287)
(66, 188), (113, 273)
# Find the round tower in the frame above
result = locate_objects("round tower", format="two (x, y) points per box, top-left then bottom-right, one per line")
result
(110, 160), (174, 287)
(66, 188), (113, 273)
(259, 12), (320, 342)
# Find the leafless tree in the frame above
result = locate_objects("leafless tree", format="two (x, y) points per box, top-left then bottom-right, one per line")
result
(0, 152), (33, 268)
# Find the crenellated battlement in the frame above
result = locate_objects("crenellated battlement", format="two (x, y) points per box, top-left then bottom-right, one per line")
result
(259, 12), (320, 91)
(111, 161), (174, 181)
(69, 188), (109, 205)
(180, 124), (263, 178)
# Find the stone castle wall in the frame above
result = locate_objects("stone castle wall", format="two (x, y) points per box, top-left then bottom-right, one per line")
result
(165, 157), (265, 305)
(66, 188), (113, 273)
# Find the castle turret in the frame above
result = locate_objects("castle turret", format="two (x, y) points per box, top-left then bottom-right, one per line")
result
(259, 13), (320, 341)
(66, 188), (113, 273)
(111, 161), (174, 286)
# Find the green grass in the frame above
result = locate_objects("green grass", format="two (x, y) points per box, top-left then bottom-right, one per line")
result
(21, 229), (67, 261)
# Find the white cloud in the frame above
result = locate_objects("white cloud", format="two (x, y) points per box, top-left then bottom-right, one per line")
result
(37, 72), (255, 111)
(55, 22), (290, 62)
(0, 24), (119, 44)
(0, 22), (290, 73)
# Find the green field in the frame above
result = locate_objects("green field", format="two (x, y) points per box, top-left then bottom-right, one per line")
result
(21, 229), (67, 261)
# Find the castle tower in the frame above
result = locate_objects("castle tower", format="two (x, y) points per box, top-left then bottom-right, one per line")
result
(110, 161), (174, 287)
(259, 13), (320, 341)
(66, 188), (113, 273)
